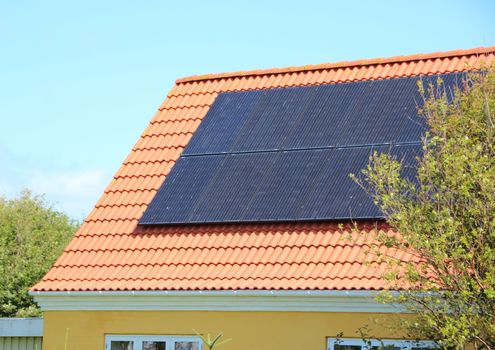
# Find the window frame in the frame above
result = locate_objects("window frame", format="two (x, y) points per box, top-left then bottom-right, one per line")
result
(328, 338), (437, 350)
(105, 335), (203, 350)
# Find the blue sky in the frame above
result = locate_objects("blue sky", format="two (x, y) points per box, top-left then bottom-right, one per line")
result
(0, 0), (494, 220)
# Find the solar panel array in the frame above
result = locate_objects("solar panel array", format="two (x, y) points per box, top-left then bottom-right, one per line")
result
(140, 72), (465, 225)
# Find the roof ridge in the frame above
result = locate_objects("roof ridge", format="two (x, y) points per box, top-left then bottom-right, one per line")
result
(176, 45), (495, 84)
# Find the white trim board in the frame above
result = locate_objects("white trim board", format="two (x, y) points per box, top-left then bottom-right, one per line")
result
(327, 338), (437, 350)
(30, 290), (406, 313)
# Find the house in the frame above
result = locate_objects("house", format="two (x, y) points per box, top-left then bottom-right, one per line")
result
(31, 46), (495, 350)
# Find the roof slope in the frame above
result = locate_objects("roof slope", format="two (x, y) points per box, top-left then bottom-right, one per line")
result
(32, 46), (495, 292)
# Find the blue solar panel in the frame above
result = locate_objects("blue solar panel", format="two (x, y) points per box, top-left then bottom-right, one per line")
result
(140, 155), (225, 223)
(140, 144), (421, 224)
(139, 72), (465, 225)
(183, 72), (465, 156)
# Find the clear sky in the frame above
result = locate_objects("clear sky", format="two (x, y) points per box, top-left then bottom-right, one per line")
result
(0, 0), (494, 220)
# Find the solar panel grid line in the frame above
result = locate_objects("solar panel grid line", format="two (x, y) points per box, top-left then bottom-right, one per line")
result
(184, 154), (230, 223)
(301, 149), (340, 219)
(330, 148), (365, 219)
(369, 79), (403, 144)
(244, 151), (283, 221)
(365, 79), (405, 143)
(140, 155), (222, 223)
(345, 145), (385, 219)
(188, 153), (268, 223)
(186, 73), (464, 155)
(231, 88), (296, 152)
(249, 151), (316, 220)
(331, 147), (366, 219)
(298, 150), (331, 220)
(286, 85), (342, 149)
(317, 147), (371, 219)
(360, 81), (400, 143)
(277, 87), (319, 150)
(393, 144), (423, 183)
(345, 147), (376, 217)
(294, 79), (365, 147)
(233, 90), (270, 152)
(345, 80), (375, 145)
(140, 72), (466, 225)
(397, 80), (428, 143)
(390, 81), (413, 144)
(288, 88), (332, 148)
(214, 153), (267, 221)
(179, 140), (423, 158)
(281, 88), (314, 149)
(290, 150), (333, 220)
(220, 90), (266, 153)
(339, 81), (365, 144)
(260, 89), (290, 150)
(236, 153), (278, 222)
(198, 93), (237, 153)
(226, 90), (265, 152)
(183, 92), (246, 155)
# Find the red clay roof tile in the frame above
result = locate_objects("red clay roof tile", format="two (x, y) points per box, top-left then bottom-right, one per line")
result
(32, 46), (495, 292)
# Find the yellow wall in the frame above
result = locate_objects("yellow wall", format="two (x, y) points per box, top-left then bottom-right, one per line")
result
(43, 311), (409, 350)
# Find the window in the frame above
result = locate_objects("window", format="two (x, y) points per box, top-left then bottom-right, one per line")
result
(328, 338), (437, 350)
(106, 335), (202, 350)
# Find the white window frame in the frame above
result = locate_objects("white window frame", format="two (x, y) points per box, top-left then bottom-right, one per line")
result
(105, 335), (202, 350)
(328, 338), (437, 350)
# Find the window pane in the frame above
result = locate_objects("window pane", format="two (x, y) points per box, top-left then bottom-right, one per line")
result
(334, 345), (362, 350)
(143, 341), (166, 350)
(372, 346), (401, 350)
(111, 341), (134, 350)
(175, 341), (200, 350)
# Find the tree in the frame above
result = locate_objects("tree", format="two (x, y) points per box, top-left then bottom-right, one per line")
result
(0, 190), (78, 317)
(354, 66), (495, 349)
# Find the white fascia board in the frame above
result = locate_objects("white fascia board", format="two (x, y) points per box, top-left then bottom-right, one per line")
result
(30, 290), (406, 313)
(0, 318), (43, 337)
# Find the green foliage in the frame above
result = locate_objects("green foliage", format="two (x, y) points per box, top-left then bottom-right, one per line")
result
(354, 66), (495, 349)
(0, 190), (78, 317)
(193, 330), (232, 350)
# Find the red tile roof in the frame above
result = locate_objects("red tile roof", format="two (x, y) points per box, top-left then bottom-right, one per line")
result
(32, 46), (495, 292)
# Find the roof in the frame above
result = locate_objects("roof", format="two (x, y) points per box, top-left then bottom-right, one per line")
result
(32, 46), (495, 292)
